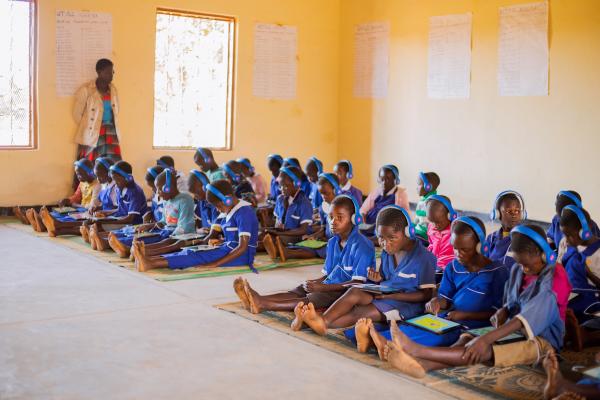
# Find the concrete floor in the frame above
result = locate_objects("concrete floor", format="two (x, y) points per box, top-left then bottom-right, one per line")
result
(0, 225), (456, 400)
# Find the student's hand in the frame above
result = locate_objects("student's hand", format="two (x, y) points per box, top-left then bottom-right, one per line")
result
(274, 222), (284, 230)
(425, 298), (441, 316)
(373, 294), (389, 300)
(462, 336), (492, 364)
(490, 308), (508, 328)
(142, 213), (153, 224)
(93, 211), (107, 218)
(208, 239), (223, 246)
(303, 281), (327, 293)
(446, 311), (467, 322)
(58, 198), (70, 207)
(367, 268), (383, 283)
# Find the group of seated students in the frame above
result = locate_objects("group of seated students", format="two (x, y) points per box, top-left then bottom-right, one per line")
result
(11, 150), (600, 399)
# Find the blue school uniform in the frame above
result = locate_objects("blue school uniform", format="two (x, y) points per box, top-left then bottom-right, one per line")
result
(163, 200), (259, 270)
(547, 215), (600, 247)
(486, 229), (515, 266)
(273, 190), (313, 230)
(114, 183), (148, 224)
(50, 207), (88, 222)
(195, 199), (219, 229)
(563, 241), (600, 322)
(341, 184), (363, 207)
(321, 226), (375, 284)
(268, 176), (280, 202)
(371, 242), (437, 320)
(234, 180), (255, 199)
(309, 182), (323, 210)
(98, 182), (117, 210)
(503, 263), (565, 351)
(394, 259), (509, 346)
(363, 188), (396, 236)
(300, 176), (312, 198)
(150, 192), (164, 223)
(289, 202), (333, 259)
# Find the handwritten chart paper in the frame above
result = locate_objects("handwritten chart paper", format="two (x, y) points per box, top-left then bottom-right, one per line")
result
(498, 2), (549, 96)
(253, 23), (297, 99)
(427, 13), (472, 99)
(56, 10), (112, 97)
(354, 22), (390, 99)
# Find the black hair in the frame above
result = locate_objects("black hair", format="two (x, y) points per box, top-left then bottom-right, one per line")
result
(423, 172), (440, 191)
(428, 194), (451, 211)
(95, 58), (113, 73)
(510, 224), (546, 256)
(376, 206), (408, 233)
(336, 160), (351, 173)
(145, 165), (164, 182)
(94, 157), (114, 173)
(115, 160), (132, 174)
(197, 147), (214, 159)
(560, 207), (591, 232)
(318, 174), (339, 188)
(206, 179), (234, 205)
(452, 216), (485, 241)
(280, 166), (303, 183)
(77, 158), (94, 169)
(155, 169), (176, 188)
(283, 157), (300, 168)
(557, 190), (582, 209)
(268, 157), (282, 168)
(497, 192), (520, 210)
(189, 170), (208, 185)
(158, 156), (175, 168)
(331, 195), (357, 217)
(226, 160), (244, 175)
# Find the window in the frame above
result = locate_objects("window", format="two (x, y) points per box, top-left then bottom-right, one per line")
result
(153, 9), (235, 150)
(0, 0), (36, 149)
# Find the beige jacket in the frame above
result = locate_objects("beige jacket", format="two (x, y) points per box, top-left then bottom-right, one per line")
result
(72, 81), (120, 146)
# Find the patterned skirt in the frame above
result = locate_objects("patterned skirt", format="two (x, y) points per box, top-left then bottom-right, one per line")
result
(77, 124), (122, 162)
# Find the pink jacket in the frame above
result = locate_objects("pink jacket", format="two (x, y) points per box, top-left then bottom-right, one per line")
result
(427, 224), (454, 269)
(248, 174), (267, 204)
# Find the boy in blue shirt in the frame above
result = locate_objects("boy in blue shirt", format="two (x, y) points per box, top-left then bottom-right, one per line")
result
(334, 160), (363, 207)
(486, 190), (526, 265)
(235, 195), (374, 315)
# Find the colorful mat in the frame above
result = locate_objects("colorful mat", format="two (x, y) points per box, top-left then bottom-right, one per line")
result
(216, 301), (599, 400)
(1, 219), (323, 281)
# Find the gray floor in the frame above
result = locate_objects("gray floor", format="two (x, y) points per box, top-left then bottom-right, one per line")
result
(0, 225), (456, 400)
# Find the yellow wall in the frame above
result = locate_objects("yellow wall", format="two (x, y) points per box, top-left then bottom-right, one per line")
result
(0, 0), (340, 205)
(338, 0), (600, 221)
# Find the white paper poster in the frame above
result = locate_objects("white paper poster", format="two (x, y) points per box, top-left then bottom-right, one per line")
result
(427, 13), (472, 99)
(55, 10), (112, 97)
(253, 23), (297, 100)
(498, 2), (549, 96)
(354, 22), (390, 99)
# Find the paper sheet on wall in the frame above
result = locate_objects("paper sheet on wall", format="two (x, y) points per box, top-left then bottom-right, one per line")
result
(253, 23), (297, 99)
(354, 22), (389, 99)
(427, 13), (472, 99)
(56, 10), (112, 97)
(498, 1), (548, 96)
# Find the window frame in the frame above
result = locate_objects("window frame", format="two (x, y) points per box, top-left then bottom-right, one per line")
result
(0, 0), (38, 151)
(152, 8), (236, 152)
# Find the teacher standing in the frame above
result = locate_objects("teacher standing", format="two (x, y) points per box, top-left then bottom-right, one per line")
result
(72, 58), (122, 163)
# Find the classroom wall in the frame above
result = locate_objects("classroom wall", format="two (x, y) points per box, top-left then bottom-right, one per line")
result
(338, 0), (600, 222)
(0, 0), (340, 205)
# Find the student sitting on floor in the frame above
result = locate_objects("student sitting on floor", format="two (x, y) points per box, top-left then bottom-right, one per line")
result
(92, 157), (118, 212)
(352, 216), (508, 352)
(132, 179), (258, 272)
(266, 154), (283, 203)
(334, 160), (363, 207)
(142, 166), (165, 224)
(25, 159), (101, 233)
(292, 205), (436, 336)
(87, 161), (148, 250)
(194, 147), (226, 182)
(156, 155), (187, 193)
(106, 169), (196, 258)
(283, 157), (312, 196)
(359, 164), (409, 237)
(426, 195), (457, 274)
(413, 172), (440, 245)
(262, 166), (313, 261)
(543, 349), (600, 400)
(237, 158), (267, 204)
(362, 224), (570, 379)
(486, 190), (527, 266)
(277, 173), (341, 261)
(223, 160), (256, 206)
(548, 190), (600, 262)
(235, 195), (375, 314)
(304, 156), (324, 210)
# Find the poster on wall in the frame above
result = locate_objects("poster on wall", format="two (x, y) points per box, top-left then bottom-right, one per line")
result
(498, 1), (549, 96)
(353, 21), (390, 99)
(427, 13), (472, 99)
(252, 23), (298, 100)
(55, 10), (112, 97)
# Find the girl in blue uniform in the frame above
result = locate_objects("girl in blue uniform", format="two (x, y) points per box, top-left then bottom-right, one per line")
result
(107, 170), (196, 257)
(283, 157), (312, 196)
(143, 166), (165, 224)
(367, 224), (567, 379)
(357, 216), (508, 349)
(266, 154), (283, 203)
(486, 190), (526, 266)
(262, 166), (313, 261)
(223, 160), (256, 205)
(334, 160), (363, 207)
(304, 156), (324, 210)
(295, 205), (436, 336)
(133, 179), (258, 272)
(93, 157), (118, 212)
(236, 195), (375, 314)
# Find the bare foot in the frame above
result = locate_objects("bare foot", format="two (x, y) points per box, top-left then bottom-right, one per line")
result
(355, 318), (374, 353)
(384, 341), (426, 378)
(91, 224), (108, 251)
(263, 234), (278, 260)
(243, 279), (262, 314)
(370, 325), (389, 360)
(32, 209), (46, 232)
(552, 393), (585, 400)
(275, 236), (287, 262)
(13, 206), (29, 224)
(39, 207), (57, 237)
(80, 225), (90, 243)
(233, 277), (251, 311)
(25, 208), (36, 228)
(291, 301), (305, 331)
(543, 350), (564, 400)
(301, 303), (327, 335)
(108, 233), (130, 258)
(132, 241), (155, 272)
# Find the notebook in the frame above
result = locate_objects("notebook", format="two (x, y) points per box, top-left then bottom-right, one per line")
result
(293, 239), (328, 249)
(403, 314), (462, 335)
(466, 326), (525, 344)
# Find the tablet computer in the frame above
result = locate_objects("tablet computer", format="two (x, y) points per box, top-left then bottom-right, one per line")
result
(293, 239), (328, 249)
(52, 206), (77, 214)
(181, 244), (218, 252)
(403, 314), (462, 335)
(171, 233), (205, 241)
(351, 283), (398, 294)
(583, 366), (600, 380)
(466, 326), (525, 344)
